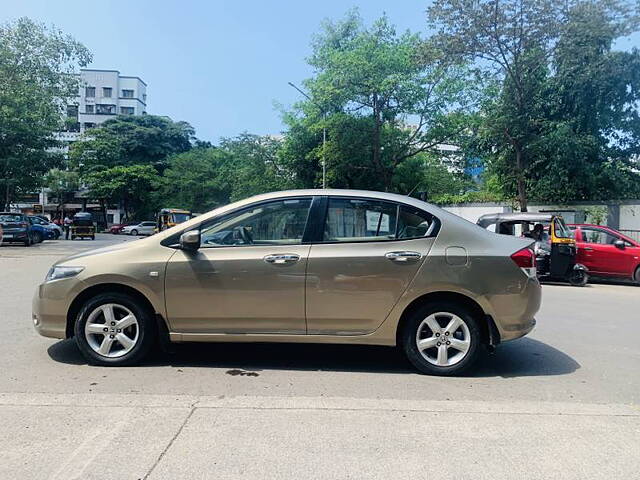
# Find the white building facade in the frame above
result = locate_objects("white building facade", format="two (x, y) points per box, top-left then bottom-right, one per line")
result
(65, 69), (147, 136)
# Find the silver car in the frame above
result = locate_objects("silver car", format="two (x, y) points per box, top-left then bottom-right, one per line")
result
(32, 190), (541, 375)
(121, 221), (155, 236)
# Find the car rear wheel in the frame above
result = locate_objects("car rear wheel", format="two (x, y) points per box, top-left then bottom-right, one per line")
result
(634, 266), (640, 285)
(401, 301), (481, 376)
(74, 292), (156, 366)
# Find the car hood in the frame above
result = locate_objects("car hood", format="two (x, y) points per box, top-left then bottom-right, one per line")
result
(57, 240), (141, 265)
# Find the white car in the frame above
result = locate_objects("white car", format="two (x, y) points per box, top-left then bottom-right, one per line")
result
(121, 221), (155, 236)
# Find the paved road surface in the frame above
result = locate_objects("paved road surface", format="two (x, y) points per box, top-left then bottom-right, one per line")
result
(1, 235), (638, 479)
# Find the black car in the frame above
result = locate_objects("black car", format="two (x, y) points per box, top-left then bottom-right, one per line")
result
(0, 212), (33, 246)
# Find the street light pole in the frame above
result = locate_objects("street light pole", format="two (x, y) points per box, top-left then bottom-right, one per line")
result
(288, 81), (326, 189)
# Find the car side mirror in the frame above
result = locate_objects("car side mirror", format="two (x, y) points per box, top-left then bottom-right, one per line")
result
(614, 239), (625, 249)
(179, 230), (201, 251)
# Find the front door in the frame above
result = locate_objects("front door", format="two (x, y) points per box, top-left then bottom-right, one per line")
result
(165, 197), (313, 334)
(305, 197), (436, 335)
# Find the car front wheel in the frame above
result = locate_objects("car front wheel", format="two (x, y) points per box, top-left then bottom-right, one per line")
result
(401, 302), (481, 376)
(130, 229), (138, 236)
(74, 292), (156, 366)
(634, 266), (640, 285)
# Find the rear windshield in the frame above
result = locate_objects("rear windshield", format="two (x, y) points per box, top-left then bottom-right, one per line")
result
(0, 214), (23, 223)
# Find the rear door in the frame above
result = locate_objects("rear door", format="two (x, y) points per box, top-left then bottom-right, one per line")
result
(305, 197), (437, 335)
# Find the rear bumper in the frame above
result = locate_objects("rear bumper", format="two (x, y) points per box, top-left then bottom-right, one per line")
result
(489, 276), (541, 342)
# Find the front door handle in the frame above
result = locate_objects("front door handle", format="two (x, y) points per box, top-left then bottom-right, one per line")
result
(582, 247), (593, 251)
(385, 251), (422, 262)
(263, 253), (300, 264)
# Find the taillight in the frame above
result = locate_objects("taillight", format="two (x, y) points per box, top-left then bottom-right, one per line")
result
(511, 247), (537, 277)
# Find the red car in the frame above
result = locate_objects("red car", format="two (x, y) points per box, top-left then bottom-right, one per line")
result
(569, 224), (640, 283)
(108, 222), (135, 234)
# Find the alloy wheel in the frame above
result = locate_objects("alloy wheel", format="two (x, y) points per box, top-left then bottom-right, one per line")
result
(415, 312), (471, 367)
(84, 303), (139, 358)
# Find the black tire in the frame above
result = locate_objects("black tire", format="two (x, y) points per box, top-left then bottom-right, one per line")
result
(131, 229), (138, 236)
(53, 230), (60, 239)
(401, 301), (481, 376)
(74, 292), (156, 366)
(33, 232), (43, 244)
(634, 266), (640, 285)
(568, 270), (588, 287)
(23, 237), (31, 247)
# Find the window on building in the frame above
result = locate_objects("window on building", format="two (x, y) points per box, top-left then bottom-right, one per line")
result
(122, 89), (134, 98)
(120, 106), (135, 115)
(142, 93), (147, 102)
(102, 87), (112, 97)
(85, 104), (94, 114)
(85, 86), (95, 97)
(95, 104), (116, 115)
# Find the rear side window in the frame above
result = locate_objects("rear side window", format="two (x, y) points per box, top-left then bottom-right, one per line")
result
(322, 198), (437, 243)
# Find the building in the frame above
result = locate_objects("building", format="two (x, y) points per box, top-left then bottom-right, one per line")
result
(16, 69), (149, 224)
(63, 69), (147, 139)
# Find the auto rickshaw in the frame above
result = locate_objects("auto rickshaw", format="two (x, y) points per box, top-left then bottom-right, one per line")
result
(477, 212), (588, 286)
(70, 212), (96, 240)
(156, 208), (191, 233)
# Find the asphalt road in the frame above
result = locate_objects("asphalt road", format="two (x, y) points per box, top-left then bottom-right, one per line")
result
(1, 234), (639, 479)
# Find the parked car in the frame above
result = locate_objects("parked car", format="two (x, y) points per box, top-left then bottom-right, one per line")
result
(569, 224), (640, 283)
(121, 221), (156, 236)
(109, 222), (135, 234)
(32, 189), (541, 375)
(27, 216), (55, 243)
(0, 212), (34, 246)
(28, 216), (60, 240)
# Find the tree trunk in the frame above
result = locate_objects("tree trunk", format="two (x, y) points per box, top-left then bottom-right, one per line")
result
(515, 147), (528, 212)
(371, 93), (390, 190)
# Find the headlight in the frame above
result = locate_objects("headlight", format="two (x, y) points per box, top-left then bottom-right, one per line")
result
(45, 266), (84, 282)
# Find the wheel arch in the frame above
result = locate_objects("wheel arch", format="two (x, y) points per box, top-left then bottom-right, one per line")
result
(66, 283), (162, 338)
(395, 291), (499, 347)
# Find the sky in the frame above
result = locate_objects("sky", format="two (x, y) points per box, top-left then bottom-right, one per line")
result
(3, 1), (639, 143)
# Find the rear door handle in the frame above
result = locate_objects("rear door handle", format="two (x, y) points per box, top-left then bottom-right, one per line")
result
(385, 251), (422, 262)
(582, 247), (593, 251)
(263, 253), (300, 264)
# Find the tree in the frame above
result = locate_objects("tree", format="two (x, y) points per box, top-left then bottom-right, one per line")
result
(85, 165), (160, 220)
(159, 147), (230, 212)
(219, 133), (296, 201)
(295, 10), (475, 190)
(44, 168), (80, 213)
(428, 0), (640, 209)
(0, 17), (91, 209)
(70, 115), (195, 173)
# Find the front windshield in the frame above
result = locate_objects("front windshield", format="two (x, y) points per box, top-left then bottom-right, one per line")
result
(172, 213), (191, 223)
(553, 217), (572, 239)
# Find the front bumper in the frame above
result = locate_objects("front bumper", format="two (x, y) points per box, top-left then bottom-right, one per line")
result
(32, 278), (86, 339)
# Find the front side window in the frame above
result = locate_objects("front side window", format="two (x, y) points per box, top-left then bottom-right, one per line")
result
(581, 228), (625, 245)
(553, 218), (572, 239)
(201, 198), (312, 247)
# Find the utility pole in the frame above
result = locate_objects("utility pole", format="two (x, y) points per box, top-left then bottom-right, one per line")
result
(288, 81), (326, 189)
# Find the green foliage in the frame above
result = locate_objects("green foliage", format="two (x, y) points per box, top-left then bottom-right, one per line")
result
(584, 206), (608, 225)
(429, 0), (640, 209)
(70, 115), (195, 172)
(85, 164), (160, 220)
(44, 168), (80, 205)
(0, 17), (91, 209)
(158, 147), (228, 213)
(283, 10), (478, 191)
